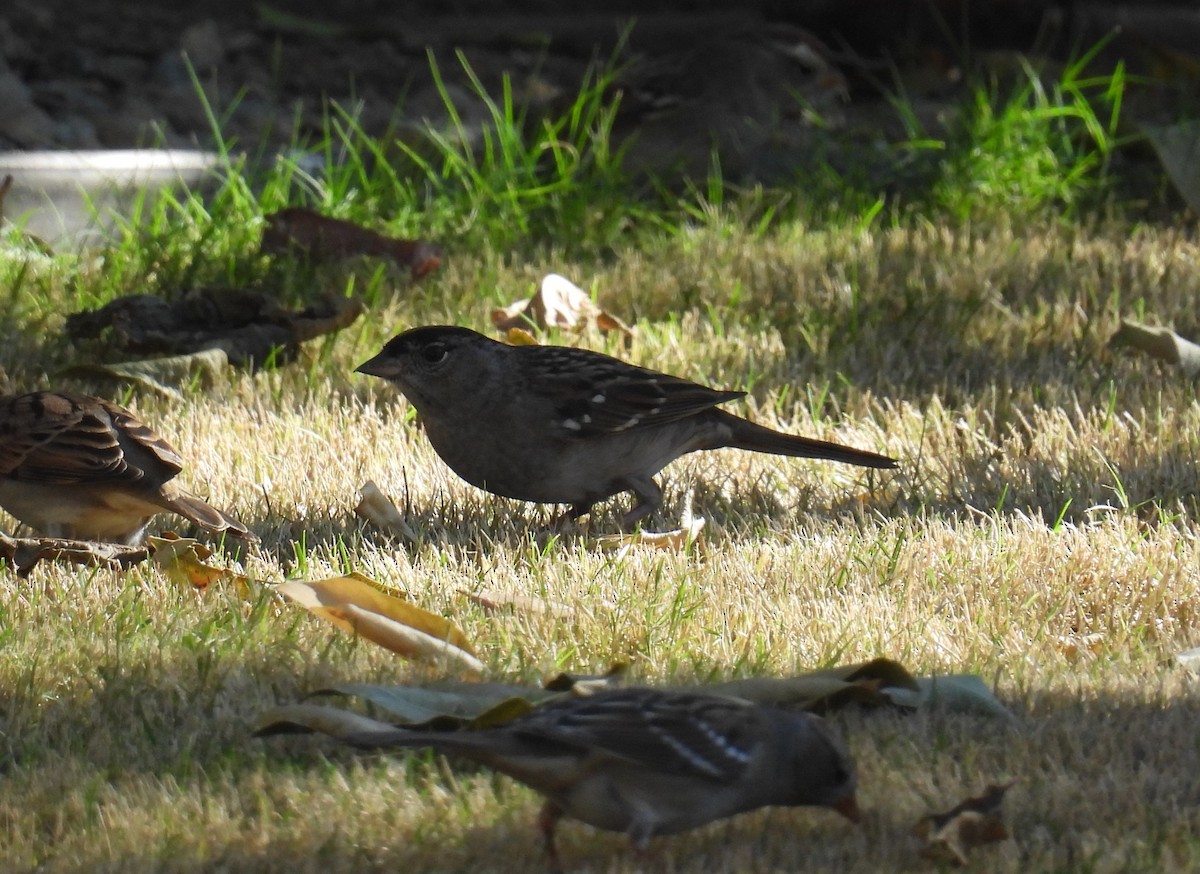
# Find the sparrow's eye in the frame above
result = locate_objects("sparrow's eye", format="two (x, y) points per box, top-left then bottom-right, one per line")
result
(420, 342), (449, 364)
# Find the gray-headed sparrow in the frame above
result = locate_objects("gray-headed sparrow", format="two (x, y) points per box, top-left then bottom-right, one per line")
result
(0, 391), (254, 545)
(344, 687), (860, 869)
(356, 326), (896, 525)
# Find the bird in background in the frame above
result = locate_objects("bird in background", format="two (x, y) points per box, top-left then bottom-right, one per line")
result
(0, 390), (254, 545)
(356, 325), (897, 526)
(342, 687), (861, 870)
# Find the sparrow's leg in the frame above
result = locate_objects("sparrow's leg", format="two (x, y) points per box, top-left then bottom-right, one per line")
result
(620, 476), (662, 529)
(537, 800), (565, 873)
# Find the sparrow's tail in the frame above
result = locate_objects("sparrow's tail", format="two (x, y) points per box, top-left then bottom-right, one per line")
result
(721, 411), (897, 469)
(164, 491), (258, 542)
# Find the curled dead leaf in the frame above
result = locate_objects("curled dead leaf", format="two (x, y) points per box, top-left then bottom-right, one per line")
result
(0, 532), (148, 577)
(594, 491), (705, 555)
(542, 663), (628, 694)
(355, 481), (417, 540)
(491, 274), (632, 336)
(254, 703), (401, 739)
(914, 781), (1015, 866)
(1109, 319), (1200, 376)
(314, 682), (555, 728)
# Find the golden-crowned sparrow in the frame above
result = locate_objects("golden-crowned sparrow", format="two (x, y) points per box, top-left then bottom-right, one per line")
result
(0, 391), (254, 544)
(356, 326), (897, 525)
(345, 687), (860, 868)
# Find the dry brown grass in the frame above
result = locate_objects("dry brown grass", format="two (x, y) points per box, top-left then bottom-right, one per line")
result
(2, 217), (1200, 872)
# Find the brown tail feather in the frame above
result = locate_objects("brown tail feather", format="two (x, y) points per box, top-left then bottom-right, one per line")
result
(722, 413), (897, 469)
(165, 491), (258, 541)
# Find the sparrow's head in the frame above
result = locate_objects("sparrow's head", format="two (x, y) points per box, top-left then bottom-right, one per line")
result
(355, 325), (499, 411)
(783, 713), (861, 822)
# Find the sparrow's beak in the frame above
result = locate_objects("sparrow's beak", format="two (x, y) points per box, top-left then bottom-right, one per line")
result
(833, 792), (863, 824)
(355, 354), (398, 379)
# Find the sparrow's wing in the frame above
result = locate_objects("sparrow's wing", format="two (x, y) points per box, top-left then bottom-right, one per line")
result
(522, 346), (745, 438)
(0, 392), (183, 485)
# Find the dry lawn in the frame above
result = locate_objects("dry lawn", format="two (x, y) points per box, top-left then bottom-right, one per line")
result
(3, 217), (1200, 872)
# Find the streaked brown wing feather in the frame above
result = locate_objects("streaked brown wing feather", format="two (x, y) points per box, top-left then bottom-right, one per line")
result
(522, 346), (744, 438)
(0, 392), (182, 486)
(513, 690), (757, 783)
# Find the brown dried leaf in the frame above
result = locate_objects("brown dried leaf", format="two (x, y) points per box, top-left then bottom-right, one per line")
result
(914, 782), (1014, 866)
(261, 207), (442, 279)
(1054, 632), (1105, 661)
(0, 532), (148, 577)
(491, 274), (632, 335)
(254, 703), (400, 739)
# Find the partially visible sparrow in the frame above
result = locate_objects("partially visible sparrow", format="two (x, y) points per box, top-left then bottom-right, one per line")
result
(356, 326), (897, 525)
(0, 391), (254, 545)
(345, 687), (860, 869)
(614, 21), (851, 179)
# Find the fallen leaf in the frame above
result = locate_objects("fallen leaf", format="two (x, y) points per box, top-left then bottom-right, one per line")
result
(277, 573), (483, 673)
(885, 674), (1015, 720)
(58, 348), (229, 399)
(254, 703), (402, 739)
(261, 207), (442, 279)
(458, 587), (575, 617)
(594, 491), (705, 556)
(542, 663), (629, 695)
(0, 532), (148, 577)
(313, 682), (554, 729)
(1054, 632), (1105, 661)
(914, 782), (1015, 866)
(504, 327), (539, 346)
(1109, 319), (1200, 376)
(695, 658), (921, 713)
(355, 480), (418, 540)
(1174, 645), (1200, 673)
(149, 534), (249, 591)
(491, 273), (632, 335)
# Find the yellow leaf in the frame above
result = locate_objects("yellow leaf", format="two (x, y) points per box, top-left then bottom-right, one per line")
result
(277, 573), (482, 673)
(149, 534), (249, 591)
(505, 327), (539, 346)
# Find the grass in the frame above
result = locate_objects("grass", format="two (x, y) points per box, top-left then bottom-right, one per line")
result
(2, 47), (1200, 873)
